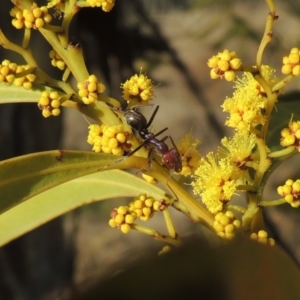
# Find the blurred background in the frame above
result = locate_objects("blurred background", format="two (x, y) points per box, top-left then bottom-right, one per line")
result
(1, 0), (300, 299)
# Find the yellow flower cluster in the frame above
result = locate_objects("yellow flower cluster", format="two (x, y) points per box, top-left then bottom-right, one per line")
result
(77, 74), (106, 105)
(207, 50), (242, 81)
(87, 124), (132, 155)
(108, 194), (167, 233)
(49, 50), (66, 70)
(86, 0), (115, 12)
(38, 91), (61, 118)
(280, 121), (300, 151)
(108, 206), (136, 234)
(128, 194), (168, 221)
(282, 48), (300, 76)
(192, 153), (239, 214)
(10, 4), (52, 30)
(250, 230), (275, 246)
(176, 133), (201, 177)
(121, 74), (154, 105)
(0, 60), (36, 90)
(213, 211), (241, 239)
(277, 179), (300, 208)
(220, 131), (257, 184)
(222, 72), (267, 132)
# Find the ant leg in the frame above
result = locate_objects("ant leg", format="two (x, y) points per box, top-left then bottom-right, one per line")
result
(169, 136), (180, 151)
(153, 127), (168, 138)
(146, 105), (160, 128)
(147, 148), (154, 170)
(160, 135), (169, 143)
(160, 135), (181, 156)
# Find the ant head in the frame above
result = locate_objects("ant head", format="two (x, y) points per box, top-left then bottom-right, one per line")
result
(162, 149), (182, 173)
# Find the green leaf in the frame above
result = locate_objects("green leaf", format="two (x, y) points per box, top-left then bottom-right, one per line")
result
(0, 170), (166, 247)
(0, 82), (52, 103)
(0, 150), (148, 214)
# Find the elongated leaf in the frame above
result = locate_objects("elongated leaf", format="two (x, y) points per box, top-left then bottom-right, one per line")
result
(0, 150), (148, 214)
(0, 170), (166, 247)
(0, 83), (50, 103)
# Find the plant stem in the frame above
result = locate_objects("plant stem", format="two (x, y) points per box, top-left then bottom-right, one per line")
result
(256, 0), (277, 70)
(269, 146), (295, 158)
(259, 198), (286, 206)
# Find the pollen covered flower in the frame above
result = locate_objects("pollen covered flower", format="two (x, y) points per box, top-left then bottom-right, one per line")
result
(121, 73), (154, 105)
(11, 3), (52, 30)
(280, 121), (300, 151)
(207, 50), (242, 81)
(213, 211), (241, 239)
(38, 91), (61, 117)
(250, 230), (275, 246)
(87, 124), (132, 155)
(282, 48), (300, 76)
(77, 74), (105, 104)
(222, 70), (269, 132)
(176, 133), (201, 176)
(86, 0), (115, 12)
(220, 131), (257, 183)
(192, 152), (239, 214)
(277, 179), (300, 208)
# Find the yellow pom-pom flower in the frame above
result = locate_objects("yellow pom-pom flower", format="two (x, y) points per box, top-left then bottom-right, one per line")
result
(176, 133), (201, 177)
(213, 211), (241, 239)
(87, 124), (132, 155)
(250, 230), (275, 246)
(108, 205), (137, 234)
(128, 194), (155, 222)
(207, 50), (242, 81)
(128, 194), (169, 222)
(11, 3), (52, 30)
(220, 131), (257, 184)
(77, 74), (106, 104)
(222, 66), (277, 133)
(282, 48), (300, 76)
(0, 60), (36, 89)
(121, 73), (154, 105)
(192, 153), (239, 214)
(38, 91), (61, 118)
(0, 60), (16, 86)
(277, 179), (300, 208)
(280, 121), (300, 151)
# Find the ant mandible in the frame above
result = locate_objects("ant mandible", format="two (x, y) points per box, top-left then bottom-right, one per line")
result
(123, 105), (182, 173)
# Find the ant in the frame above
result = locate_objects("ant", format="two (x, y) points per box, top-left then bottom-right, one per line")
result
(123, 105), (182, 173)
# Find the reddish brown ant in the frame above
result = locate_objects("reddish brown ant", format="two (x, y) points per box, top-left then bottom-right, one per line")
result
(123, 105), (182, 173)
